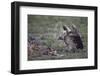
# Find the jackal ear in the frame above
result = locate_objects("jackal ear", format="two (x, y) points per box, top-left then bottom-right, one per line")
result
(63, 25), (71, 33)
(63, 25), (67, 31)
(71, 24), (78, 32)
(71, 24), (82, 37)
